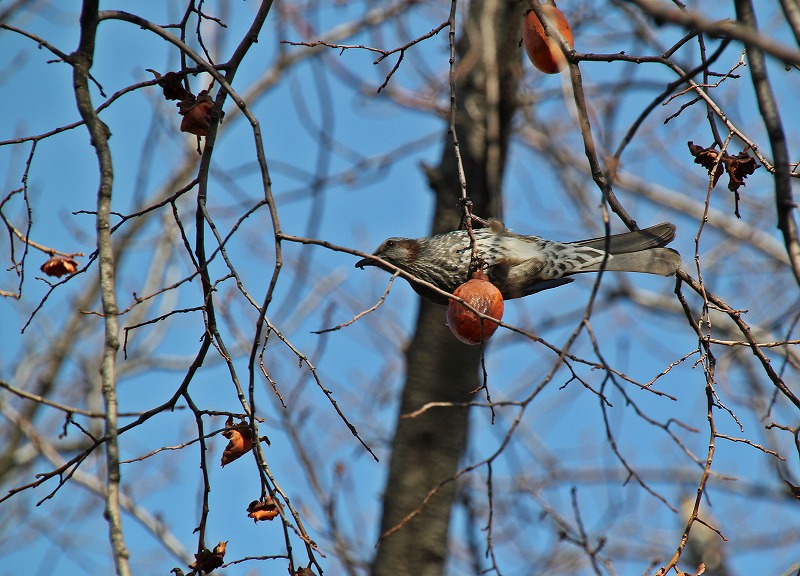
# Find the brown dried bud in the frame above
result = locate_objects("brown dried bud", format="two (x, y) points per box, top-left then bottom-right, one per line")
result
(179, 91), (215, 136)
(188, 541), (227, 574)
(146, 69), (194, 101)
(247, 496), (281, 522)
(40, 256), (79, 278)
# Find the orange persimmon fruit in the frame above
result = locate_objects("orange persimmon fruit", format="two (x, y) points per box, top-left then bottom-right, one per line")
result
(522, 4), (574, 74)
(446, 270), (504, 345)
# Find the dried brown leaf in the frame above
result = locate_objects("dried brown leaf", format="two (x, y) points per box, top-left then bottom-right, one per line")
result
(722, 150), (759, 192)
(688, 141), (724, 187)
(687, 141), (760, 192)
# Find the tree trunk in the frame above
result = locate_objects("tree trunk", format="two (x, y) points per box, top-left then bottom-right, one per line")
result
(371, 2), (523, 574)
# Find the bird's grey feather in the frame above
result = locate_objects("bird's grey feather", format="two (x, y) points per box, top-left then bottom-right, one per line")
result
(576, 222), (676, 253)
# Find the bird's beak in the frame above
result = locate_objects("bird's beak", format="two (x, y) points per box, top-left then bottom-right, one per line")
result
(355, 257), (374, 269)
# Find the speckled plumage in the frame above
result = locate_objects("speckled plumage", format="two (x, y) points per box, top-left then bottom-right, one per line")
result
(355, 220), (681, 304)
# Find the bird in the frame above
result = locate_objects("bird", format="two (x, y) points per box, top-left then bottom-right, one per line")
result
(355, 219), (681, 304)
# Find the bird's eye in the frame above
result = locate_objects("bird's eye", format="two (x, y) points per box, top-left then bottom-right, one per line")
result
(386, 240), (396, 249)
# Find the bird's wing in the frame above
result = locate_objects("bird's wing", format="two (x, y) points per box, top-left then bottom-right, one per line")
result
(512, 278), (575, 298)
(486, 249), (578, 299)
(489, 255), (575, 299)
(575, 223), (676, 253)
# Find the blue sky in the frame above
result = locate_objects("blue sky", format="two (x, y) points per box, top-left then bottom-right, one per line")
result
(1, 2), (799, 575)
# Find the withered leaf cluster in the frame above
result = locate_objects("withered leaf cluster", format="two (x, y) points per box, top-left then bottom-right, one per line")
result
(687, 141), (760, 192)
(147, 69), (220, 137)
(687, 141), (759, 218)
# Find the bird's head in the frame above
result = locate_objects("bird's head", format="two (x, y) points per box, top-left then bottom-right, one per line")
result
(355, 237), (418, 271)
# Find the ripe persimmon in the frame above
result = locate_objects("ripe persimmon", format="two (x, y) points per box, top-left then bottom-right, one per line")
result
(522, 4), (573, 74)
(446, 270), (504, 345)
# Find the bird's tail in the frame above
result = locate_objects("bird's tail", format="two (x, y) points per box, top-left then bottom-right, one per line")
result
(573, 223), (681, 276)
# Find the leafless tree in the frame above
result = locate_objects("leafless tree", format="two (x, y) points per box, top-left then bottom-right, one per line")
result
(1, 1), (799, 575)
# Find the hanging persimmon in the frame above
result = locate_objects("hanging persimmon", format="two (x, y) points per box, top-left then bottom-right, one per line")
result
(522, 4), (574, 73)
(446, 269), (504, 345)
